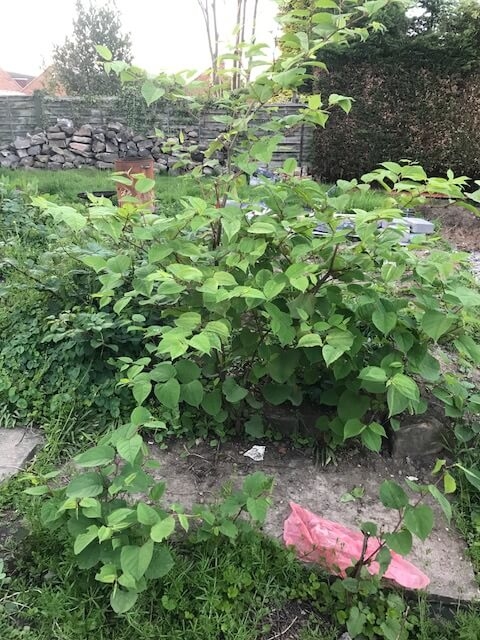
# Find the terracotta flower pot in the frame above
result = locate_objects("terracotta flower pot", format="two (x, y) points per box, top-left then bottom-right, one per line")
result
(114, 158), (155, 210)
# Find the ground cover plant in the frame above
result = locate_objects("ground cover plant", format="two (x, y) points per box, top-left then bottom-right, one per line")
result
(1, 0), (480, 638)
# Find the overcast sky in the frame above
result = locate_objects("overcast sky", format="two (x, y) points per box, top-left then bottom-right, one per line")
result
(0, 0), (280, 76)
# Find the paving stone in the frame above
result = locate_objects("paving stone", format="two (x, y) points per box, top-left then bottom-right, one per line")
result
(403, 216), (435, 234)
(0, 428), (43, 482)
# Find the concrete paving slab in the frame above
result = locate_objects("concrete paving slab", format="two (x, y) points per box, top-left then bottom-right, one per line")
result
(148, 440), (479, 603)
(0, 428), (43, 482)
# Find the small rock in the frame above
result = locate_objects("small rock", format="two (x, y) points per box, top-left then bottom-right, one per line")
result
(391, 415), (446, 458)
(27, 145), (41, 156)
(105, 140), (118, 153)
(69, 142), (92, 155)
(30, 133), (46, 145)
(50, 154), (65, 163)
(75, 125), (93, 137)
(47, 131), (67, 140)
(96, 161), (115, 169)
(13, 137), (31, 150)
(71, 135), (92, 144)
(107, 122), (123, 132)
(92, 140), (106, 153)
(57, 117), (74, 131)
(95, 152), (117, 163)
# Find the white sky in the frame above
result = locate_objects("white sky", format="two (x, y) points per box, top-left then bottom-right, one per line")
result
(0, 0), (280, 76)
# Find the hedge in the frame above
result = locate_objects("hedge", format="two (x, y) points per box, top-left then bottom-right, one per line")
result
(312, 63), (480, 182)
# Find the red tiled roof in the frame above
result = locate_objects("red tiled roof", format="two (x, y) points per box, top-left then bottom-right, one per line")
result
(0, 67), (23, 92)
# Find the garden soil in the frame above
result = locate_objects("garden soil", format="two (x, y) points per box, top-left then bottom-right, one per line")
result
(149, 439), (479, 603)
(419, 203), (480, 251)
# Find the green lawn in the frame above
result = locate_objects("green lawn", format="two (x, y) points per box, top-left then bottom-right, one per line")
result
(0, 168), (390, 211)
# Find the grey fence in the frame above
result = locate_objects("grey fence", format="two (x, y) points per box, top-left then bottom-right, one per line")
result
(0, 94), (313, 169)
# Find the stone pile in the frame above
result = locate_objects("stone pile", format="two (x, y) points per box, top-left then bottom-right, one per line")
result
(0, 118), (218, 174)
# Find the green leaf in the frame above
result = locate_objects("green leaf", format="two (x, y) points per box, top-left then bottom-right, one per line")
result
(243, 471), (272, 497)
(150, 516), (175, 542)
(201, 390), (222, 416)
(120, 540), (153, 580)
(358, 366), (387, 383)
(387, 385), (410, 417)
(130, 406), (151, 427)
(262, 383), (290, 405)
(23, 485), (50, 496)
(372, 308), (396, 335)
(346, 606), (366, 638)
(404, 505), (434, 541)
(454, 335), (480, 365)
(361, 427), (383, 452)
(246, 497), (269, 523)
(428, 484), (452, 522)
(181, 380), (204, 407)
(66, 472), (104, 499)
(74, 445), (115, 468)
(168, 264), (203, 282)
(141, 79), (165, 106)
(81, 255), (107, 272)
(322, 344), (344, 366)
(95, 563), (117, 584)
(155, 378), (180, 410)
(298, 334), (322, 348)
(263, 278), (286, 300)
(223, 377), (248, 403)
(443, 472), (456, 494)
(385, 529), (413, 555)
(283, 158), (297, 174)
(456, 465), (480, 492)
(133, 380), (152, 405)
(106, 255), (131, 273)
(74, 525), (99, 555)
(390, 373), (420, 402)
(110, 588), (138, 614)
(135, 177), (155, 194)
(175, 359), (201, 383)
(343, 419), (365, 440)
(379, 480), (409, 509)
(245, 415), (264, 437)
(95, 44), (112, 60)
(137, 502), (160, 526)
(421, 310), (454, 341)
(145, 546), (174, 579)
(222, 218), (241, 242)
(116, 434), (143, 465)
(248, 221), (277, 235)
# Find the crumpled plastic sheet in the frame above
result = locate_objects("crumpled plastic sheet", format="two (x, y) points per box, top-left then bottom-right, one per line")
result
(283, 502), (430, 590)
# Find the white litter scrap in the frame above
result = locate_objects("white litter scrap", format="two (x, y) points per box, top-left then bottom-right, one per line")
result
(243, 445), (266, 461)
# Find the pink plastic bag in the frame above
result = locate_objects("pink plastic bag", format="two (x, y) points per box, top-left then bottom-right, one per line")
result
(283, 502), (429, 590)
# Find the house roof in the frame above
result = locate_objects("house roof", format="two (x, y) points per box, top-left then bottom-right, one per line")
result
(0, 67), (24, 92)
(22, 67), (65, 95)
(7, 71), (35, 88)
(0, 66), (64, 96)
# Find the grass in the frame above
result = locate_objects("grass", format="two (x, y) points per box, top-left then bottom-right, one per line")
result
(0, 168), (391, 211)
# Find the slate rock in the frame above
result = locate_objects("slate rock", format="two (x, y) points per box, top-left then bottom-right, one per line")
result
(14, 137), (31, 150)
(75, 125), (93, 137)
(27, 145), (41, 156)
(95, 152), (117, 163)
(71, 135), (92, 144)
(92, 140), (106, 153)
(47, 131), (67, 140)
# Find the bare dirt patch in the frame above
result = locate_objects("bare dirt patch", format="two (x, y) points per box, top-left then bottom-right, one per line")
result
(418, 203), (480, 251)
(149, 439), (479, 602)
